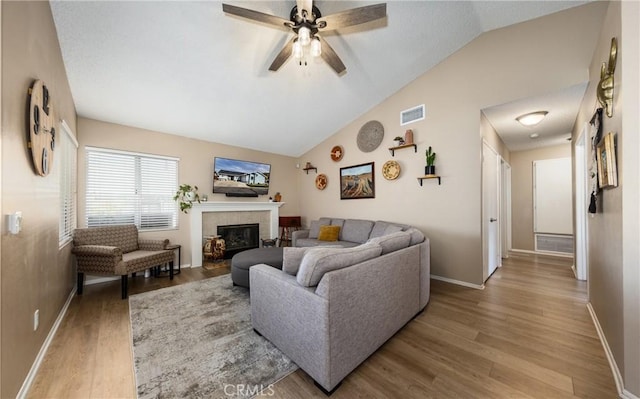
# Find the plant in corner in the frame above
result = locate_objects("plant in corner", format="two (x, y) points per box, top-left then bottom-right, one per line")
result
(425, 146), (437, 175)
(393, 136), (405, 147)
(174, 184), (201, 213)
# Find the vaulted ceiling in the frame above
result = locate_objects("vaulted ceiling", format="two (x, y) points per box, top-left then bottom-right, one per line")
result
(50, 1), (591, 157)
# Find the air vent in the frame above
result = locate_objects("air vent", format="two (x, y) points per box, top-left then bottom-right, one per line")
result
(535, 234), (573, 254)
(400, 104), (425, 126)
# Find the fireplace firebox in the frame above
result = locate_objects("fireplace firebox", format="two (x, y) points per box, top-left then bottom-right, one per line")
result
(217, 223), (259, 258)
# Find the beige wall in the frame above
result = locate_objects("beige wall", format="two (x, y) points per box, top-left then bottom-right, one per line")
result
(480, 112), (510, 163)
(509, 144), (571, 251)
(0, 2), (3, 396)
(297, 3), (606, 286)
(620, 1), (640, 394)
(571, 1), (640, 395)
(77, 118), (300, 268)
(1, 2), (77, 397)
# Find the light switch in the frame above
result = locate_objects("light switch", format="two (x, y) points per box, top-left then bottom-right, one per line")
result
(8, 211), (22, 234)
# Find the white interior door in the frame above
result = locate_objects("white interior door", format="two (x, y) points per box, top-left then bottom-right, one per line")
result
(483, 142), (500, 281)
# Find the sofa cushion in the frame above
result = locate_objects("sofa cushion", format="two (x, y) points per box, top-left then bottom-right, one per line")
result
(318, 225), (341, 242)
(405, 227), (426, 245)
(73, 224), (139, 253)
(309, 218), (331, 239)
(331, 218), (345, 230)
(384, 224), (404, 235)
(369, 221), (409, 238)
(340, 219), (375, 243)
(296, 243), (383, 287)
(295, 238), (359, 248)
(282, 247), (311, 275)
(366, 231), (411, 254)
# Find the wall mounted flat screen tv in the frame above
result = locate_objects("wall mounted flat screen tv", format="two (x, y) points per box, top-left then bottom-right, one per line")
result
(213, 157), (271, 196)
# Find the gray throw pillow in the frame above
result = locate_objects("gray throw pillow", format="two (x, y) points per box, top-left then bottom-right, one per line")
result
(308, 218), (331, 239)
(282, 247), (310, 275)
(366, 231), (411, 254)
(404, 227), (426, 245)
(296, 243), (382, 287)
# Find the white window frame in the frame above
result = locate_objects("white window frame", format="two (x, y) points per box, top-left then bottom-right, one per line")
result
(59, 120), (78, 248)
(85, 147), (179, 231)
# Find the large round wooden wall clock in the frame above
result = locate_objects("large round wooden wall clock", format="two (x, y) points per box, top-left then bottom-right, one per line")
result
(27, 79), (56, 176)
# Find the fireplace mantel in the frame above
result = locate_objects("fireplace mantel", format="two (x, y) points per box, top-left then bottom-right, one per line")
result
(190, 202), (284, 267)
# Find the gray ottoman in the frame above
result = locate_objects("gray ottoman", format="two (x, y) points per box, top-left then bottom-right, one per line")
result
(231, 247), (284, 288)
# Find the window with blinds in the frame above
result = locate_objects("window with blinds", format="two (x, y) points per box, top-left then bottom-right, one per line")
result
(85, 147), (178, 230)
(59, 121), (78, 247)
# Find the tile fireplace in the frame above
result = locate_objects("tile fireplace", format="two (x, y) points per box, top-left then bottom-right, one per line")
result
(189, 202), (284, 267)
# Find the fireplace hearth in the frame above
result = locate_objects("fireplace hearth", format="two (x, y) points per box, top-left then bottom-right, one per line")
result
(217, 223), (259, 258)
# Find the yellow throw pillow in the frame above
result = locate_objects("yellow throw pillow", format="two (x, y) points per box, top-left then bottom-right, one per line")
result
(318, 225), (341, 242)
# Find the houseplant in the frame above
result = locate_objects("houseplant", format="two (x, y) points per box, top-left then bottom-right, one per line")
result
(174, 184), (201, 213)
(425, 146), (437, 175)
(393, 136), (405, 147)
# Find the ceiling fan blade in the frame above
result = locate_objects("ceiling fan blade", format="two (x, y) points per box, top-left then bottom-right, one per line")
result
(222, 4), (291, 29)
(318, 36), (346, 74)
(317, 3), (386, 31)
(269, 38), (295, 71)
(296, 0), (313, 19)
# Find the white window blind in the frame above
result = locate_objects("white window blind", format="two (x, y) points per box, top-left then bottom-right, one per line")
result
(59, 121), (78, 247)
(85, 147), (178, 230)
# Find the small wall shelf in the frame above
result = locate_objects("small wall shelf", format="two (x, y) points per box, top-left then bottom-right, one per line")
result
(417, 175), (441, 186)
(388, 143), (417, 156)
(303, 166), (317, 174)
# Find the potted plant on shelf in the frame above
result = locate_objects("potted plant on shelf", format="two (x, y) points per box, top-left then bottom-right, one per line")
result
(174, 184), (201, 213)
(393, 136), (405, 147)
(425, 146), (437, 175)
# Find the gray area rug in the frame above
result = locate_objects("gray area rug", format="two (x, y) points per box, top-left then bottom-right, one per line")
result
(129, 274), (297, 398)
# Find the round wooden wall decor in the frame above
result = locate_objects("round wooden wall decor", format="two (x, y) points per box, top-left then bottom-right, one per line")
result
(315, 174), (328, 190)
(27, 80), (56, 176)
(382, 160), (400, 180)
(330, 145), (344, 162)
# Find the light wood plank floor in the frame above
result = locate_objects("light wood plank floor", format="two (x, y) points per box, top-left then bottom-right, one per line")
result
(28, 253), (617, 398)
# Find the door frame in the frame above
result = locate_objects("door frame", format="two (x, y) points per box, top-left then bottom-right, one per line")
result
(574, 124), (589, 281)
(482, 140), (501, 282)
(501, 158), (512, 258)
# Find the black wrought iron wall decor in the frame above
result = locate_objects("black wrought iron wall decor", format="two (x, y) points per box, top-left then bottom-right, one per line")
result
(588, 108), (603, 213)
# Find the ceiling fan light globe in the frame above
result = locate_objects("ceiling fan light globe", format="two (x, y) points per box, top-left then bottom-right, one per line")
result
(298, 26), (311, 46)
(310, 37), (322, 57)
(292, 40), (303, 59)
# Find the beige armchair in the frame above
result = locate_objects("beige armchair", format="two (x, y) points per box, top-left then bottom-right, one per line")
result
(72, 224), (174, 299)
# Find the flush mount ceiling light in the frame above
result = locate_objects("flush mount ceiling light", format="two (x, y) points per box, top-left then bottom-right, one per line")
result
(516, 111), (548, 127)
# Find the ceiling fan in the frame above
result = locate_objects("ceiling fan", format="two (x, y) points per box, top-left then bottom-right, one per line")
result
(222, 1), (386, 74)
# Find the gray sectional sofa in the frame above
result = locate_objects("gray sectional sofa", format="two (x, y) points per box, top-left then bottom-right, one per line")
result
(250, 218), (430, 394)
(292, 217), (422, 248)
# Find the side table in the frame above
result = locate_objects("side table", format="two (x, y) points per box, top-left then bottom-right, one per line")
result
(166, 244), (181, 275)
(279, 216), (301, 247)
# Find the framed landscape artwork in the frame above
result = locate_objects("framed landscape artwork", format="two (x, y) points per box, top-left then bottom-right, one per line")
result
(596, 132), (618, 188)
(340, 162), (375, 199)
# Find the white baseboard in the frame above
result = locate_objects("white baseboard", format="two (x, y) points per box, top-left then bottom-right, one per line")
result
(587, 303), (638, 399)
(430, 274), (485, 290)
(17, 287), (76, 399)
(571, 265), (578, 279)
(511, 248), (574, 258)
(623, 389), (640, 399)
